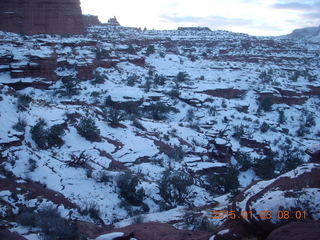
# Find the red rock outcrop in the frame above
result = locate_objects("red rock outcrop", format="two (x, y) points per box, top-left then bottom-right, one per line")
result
(95, 222), (211, 240)
(83, 14), (101, 27)
(266, 221), (320, 240)
(0, 0), (84, 35)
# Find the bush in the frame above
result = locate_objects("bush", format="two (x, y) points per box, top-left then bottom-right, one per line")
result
(253, 153), (277, 179)
(278, 110), (286, 124)
(92, 71), (107, 85)
(120, 102), (139, 115)
(17, 206), (78, 240)
(31, 119), (65, 150)
(12, 117), (27, 132)
(127, 74), (139, 86)
(76, 117), (100, 141)
(259, 70), (272, 83)
(206, 165), (239, 194)
(167, 145), (185, 162)
(176, 71), (190, 82)
(60, 76), (80, 97)
(67, 151), (91, 168)
(17, 94), (32, 111)
(260, 122), (270, 133)
(235, 152), (252, 171)
(154, 74), (167, 85)
(259, 97), (273, 112)
(186, 109), (194, 122)
(158, 169), (193, 209)
(146, 45), (155, 56)
(28, 158), (38, 172)
(126, 44), (136, 54)
(103, 108), (126, 125)
(117, 172), (145, 206)
(80, 203), (101, 223)
(143, 102), (175, 120)
(94, 48), (110, 60)
(233, 125), (246, 140)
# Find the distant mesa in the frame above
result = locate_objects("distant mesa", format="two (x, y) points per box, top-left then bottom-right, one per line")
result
(105, 16), (121, 26)
(83, 14), (102, 27)
(287, 25), (320, 42)
(0, 0), (84, 35)
(177, 26), (212, 31)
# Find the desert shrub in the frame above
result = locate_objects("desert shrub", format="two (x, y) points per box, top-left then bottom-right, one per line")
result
(305, 113), (316, 128)
(258, 97), (273, 112)
(67, 151), (91, 168)
(120, 101), (139, 115)
(47, 124), (65, 147)
(167, 88), (180, 99)
(117, 172), (145, 206)
(80, 203), (101, 223)
(206, 165), (239, 194)
(17, 94), (32, 111)
(126, 44), (136, 54)
(103, 108), (126, 125)
(37, 206), (78, 240)
(97, 171), (110, 183)
(28, 158), (38, 172)
(158, 169), (193, 209)
(259, 70), (272, 83)
(31, 119), (48, 149)
(12, 117), (27, 132)
(143, 102), (176, 120)
(176, 71), (190, 82)
(17, 206), (78, 240)
(92, 71), (107, 85)
(260, 122), (270, 133)
(279, 145), (304, 173)
(146, 45), (155, 56)
(186, 109), (194, 122)
(235, 152), (252, 171)
(76, 117), (100, 141)
(188, 54), (198, 62)
(60, 76), (80, 97)
(167, 145), (185, 162)
(296, 124), (310, 137)
(154, 74), (166, 85)
(278, 110), (286, 124)
(233, 125), (246, 140)
(131, 117), (145, 130)
(253, 151), (277, 179)
(94, 48), (110, 59)
(127, 74), (139, 86)
(290, 71), (300, 82)
(144, 79), (152, 92)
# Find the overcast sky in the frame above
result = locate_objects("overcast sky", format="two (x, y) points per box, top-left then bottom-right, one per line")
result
(80, 0), (320, 36)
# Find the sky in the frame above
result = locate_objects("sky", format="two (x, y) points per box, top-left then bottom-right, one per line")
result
(80, 0), (320, 36)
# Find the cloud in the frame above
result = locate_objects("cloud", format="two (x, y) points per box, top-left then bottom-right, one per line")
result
(160, 14), (253, 28)
(271, 1), (320, 10)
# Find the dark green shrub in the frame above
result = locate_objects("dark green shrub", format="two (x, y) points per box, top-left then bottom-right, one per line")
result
(167, 145), (185, 162)
(154, 74), (166, 85)
(258, 97), (273, 112)
(28, 158), (38, 172)
(92, 71), (107, 85)
(176, 71), (190, 82)
(47, 124), (65, 148)
(126, 44), (136, 54)
(17, 94), (32, 111)
(143, 102), (175, 120)
(80, 203), (101, 223)
(117, 172), (145, 206)
(31, 119), (49, 149)
(158, 169), (193, 209)
(206, 165), (239, 194)
(127, 74), (139, 86)
(94, 48), (110, 60)
(13, 117), (27, 132)
(76, 117), (100, 141)
(146, 45), (155, 56)
(278, 110), (286, 124)
(259, 71), (272, 83)
(233, 125), (246, 140)
(103, 108), (126, 125)
(260, 122), (270, 133)
(253, 152), (277, 179)
(60, 76), (80, 97)
(235, 152), (252, 171)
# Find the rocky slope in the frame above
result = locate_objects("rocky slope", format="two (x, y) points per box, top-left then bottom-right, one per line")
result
(0, 0), (84, 35)
(287, 25), (320, 42)
(0, 24), (319, 239)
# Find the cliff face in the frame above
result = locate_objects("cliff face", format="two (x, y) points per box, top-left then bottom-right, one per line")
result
(0, 0), (84, 35)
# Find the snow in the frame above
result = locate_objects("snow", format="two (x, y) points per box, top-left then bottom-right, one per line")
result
(95, 232), (124, 240)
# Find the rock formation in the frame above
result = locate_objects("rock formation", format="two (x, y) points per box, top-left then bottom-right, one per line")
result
(106, 16), (120, 26)
(83, 14), (101, 27)
(0, 0), (84, 35)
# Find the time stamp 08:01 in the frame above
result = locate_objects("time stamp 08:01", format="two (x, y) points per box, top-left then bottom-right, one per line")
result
(210, 210), (308, 220)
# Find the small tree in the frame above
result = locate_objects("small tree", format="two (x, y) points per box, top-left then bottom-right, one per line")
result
(176, 71), (190, 82)
(158, 169), (193, 209)
(103, 108), (125, 125)
(76, 117), (100, 141)
(117, 172), (145, 206)
(17, 94), (32, 111)
(31, 119), (49, 149)
(253, 152), (277, 179)
(146, 45), (155, 56)
(60, 76), (80, 97)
